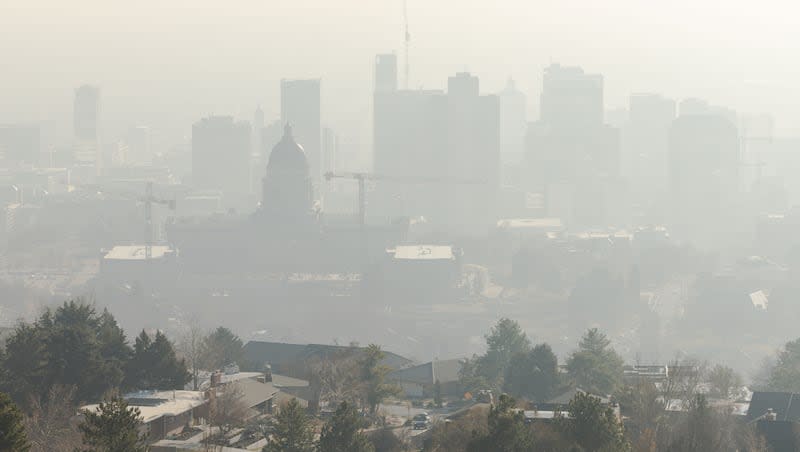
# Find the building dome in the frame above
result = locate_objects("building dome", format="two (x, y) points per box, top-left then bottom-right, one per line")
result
(268, 124), (308, 171)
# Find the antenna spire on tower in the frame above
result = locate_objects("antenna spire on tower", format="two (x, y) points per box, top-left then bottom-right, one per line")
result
(403, 0), (410, 89)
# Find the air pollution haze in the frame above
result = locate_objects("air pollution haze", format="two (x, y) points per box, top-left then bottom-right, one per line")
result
(0, 1), (799, 451)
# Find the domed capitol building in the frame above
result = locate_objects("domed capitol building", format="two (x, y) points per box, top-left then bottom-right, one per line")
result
(259, 124), (316, 230)
(165, 125), (408, 276)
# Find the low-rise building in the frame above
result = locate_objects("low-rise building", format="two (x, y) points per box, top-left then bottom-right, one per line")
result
(388, 358), (464, 398)
(81, 390), (208, 442)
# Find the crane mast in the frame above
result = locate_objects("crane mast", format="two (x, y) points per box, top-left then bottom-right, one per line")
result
(142, 181), (176, 260)
(403, 0), (410, 89)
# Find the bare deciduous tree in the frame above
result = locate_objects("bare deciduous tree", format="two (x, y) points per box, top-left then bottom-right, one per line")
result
(24, 385), (82, 452)
(177, 317), (207, 390)
(309, 346), (362, 411)
(208, 382), (249, 437)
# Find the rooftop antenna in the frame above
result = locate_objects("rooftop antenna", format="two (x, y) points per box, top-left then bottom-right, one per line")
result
(403, 0), (410, 89)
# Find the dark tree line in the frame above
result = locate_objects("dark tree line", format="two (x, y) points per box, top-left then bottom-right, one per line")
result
(423, 392), (630, 452)
(265, 398), (376, 452)
(460, 319), (625, 402)
(0, 300), (190, 410)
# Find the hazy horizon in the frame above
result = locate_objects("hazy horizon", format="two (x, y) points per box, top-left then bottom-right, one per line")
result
(2, 0), (799, 151)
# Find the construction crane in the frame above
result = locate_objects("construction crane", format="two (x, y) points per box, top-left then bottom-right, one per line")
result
(323, 171), (486, 229)
(142, 181), (176, 259)
(64, 181), (176, 259)
(403, 0), (410, 89)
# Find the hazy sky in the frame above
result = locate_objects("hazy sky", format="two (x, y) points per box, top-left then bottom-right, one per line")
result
(2, 0), (800, 149)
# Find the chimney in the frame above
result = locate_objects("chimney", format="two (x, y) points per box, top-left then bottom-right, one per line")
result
(264, 364), (273, 383)
(211, 371), (222, 388)
(766, 408), (777, 421)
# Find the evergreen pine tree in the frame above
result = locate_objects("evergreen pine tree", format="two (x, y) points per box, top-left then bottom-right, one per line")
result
(466, 394), (535, 452)
(77, 395), (147, 452)
(318, 401), (374, 452)
(264, 398), (315, 452)
(0, 391), (30, 451)
(126, 330), (190, 390)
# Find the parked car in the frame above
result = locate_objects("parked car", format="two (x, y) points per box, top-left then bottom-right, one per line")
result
(412, 413), (431, 430)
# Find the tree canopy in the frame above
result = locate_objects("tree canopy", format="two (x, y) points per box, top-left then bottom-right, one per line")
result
(264, 398), (315, 452)
(466, 393), (535, 452)
(504, 343), (560, 402)
(566, 329), (624, 395)
(765, 337), (800, 393)
(77, 395), (147, 452)
(125, 329), (191, 391)
(479, 319), (531, 387)
(359, 344), (400, 413)
(1, 301), (131, 406)
(200, 326), (244, 371)
(0, 391), (30, 451)
(558, 391), (629, 452)
(460, 318), (532, 393)
(318, 401), (374, 452)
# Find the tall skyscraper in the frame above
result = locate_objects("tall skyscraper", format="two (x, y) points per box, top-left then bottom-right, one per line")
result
(0, 124), (41, 166)
(540, 64), (603, 131)
(192, 116), (251, 195)
(126, 126), (151, 163)
(321, 127), (337, 176)
(281, 79), (321, 185)
(498, 79), (527, 166)
(251, 106), (266, 193)
(253, 105), (265, 157)
(668, 109), (740, 247)
(526, 64), (621, 227)
(624, 94), (676, 197)
(73, 85), (101, 171)
(375, 54), (398, 93)
(373, 56), (499, 235)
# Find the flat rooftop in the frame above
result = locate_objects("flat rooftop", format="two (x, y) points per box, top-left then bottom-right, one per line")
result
(103, 245), (172, 260)
(81, 390), (206, 424)
(496, 218), (563, 230)
(391, 245), (454, 261)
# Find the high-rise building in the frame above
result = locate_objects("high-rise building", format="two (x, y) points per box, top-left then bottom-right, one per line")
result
(375, 54), (398, 93)
(498, 79), (527, 167)
(540, 64), (603, 131)
(0, 124), (40, 166)
(253, 106), (264, 157)
(126, 126), (151, 163)
(321, 127), (337, 176)
(373, 56), (499, 235)
(281, 79), (321, 185)
(668, 109), (740, 247)
(73, 85), (101, 170)
(624, 94), (676, 197)
(526, 64), (621, 227)
(191, 116), (251, 195)
(251, 106), (266, 193)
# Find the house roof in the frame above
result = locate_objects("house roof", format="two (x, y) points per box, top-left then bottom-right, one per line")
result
(271, 373), (310, 388)
(152, 440), (250, 452)
(757, 419), (800, 452)
(81, 390), (206, 425)
(103, 245), (172, 260)
(747, 392), (800, 422)
(232, 378), (279, 409)
(243, 341), (412, 375)
(391, 245), (454, 261)
(388, 359), (463, 385)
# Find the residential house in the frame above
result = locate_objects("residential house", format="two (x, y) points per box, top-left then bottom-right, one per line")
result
(387, 358), (464, 398)
(81, 390), (208, 442)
